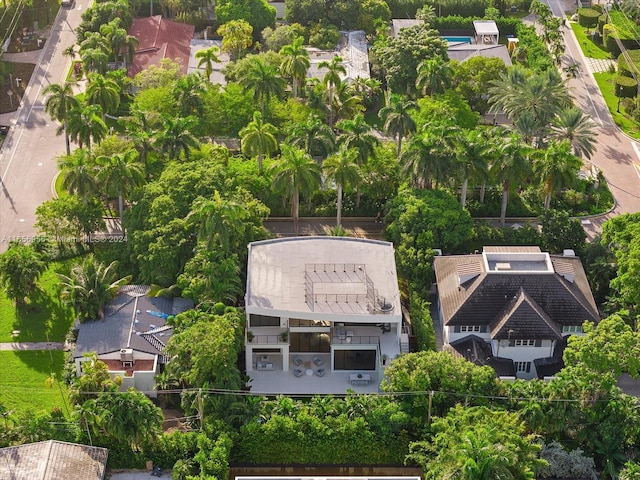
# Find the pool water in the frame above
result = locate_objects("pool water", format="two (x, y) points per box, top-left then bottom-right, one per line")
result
(440, 36), (473, 44)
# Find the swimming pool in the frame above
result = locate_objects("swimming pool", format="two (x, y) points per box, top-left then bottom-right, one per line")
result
(440, 36), (473, 44)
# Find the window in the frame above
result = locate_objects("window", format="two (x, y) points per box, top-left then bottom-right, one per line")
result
(515, 361), (531, 373)
(460, 325), (481, 332)
(514, 339), (536, 346)
(562, 325), (583, 334)
(333, 349), (376, 370)
(250, 314), (280, 327)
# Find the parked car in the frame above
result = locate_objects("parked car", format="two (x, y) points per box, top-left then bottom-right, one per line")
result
(0, 125), (9, 136)
(61, 0), (75, 7)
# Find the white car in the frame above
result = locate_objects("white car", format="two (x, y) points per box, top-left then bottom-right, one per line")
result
(61, 0), (74, 7)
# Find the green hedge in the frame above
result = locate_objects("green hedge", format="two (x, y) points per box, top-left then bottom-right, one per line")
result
(615, 75), (638, 98)
(515, 22), (554, 71)
(578, 8), (601, 28)
(591, 3), (603, 13)
(598, 14), (606, 34)
(433, 15), (520, 36)
(603, 24), (639, 57)
(409, 291), (436, 351)
(618, 50), (640, 77)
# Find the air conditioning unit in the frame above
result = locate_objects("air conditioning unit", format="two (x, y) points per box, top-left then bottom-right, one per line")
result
(120, 348), (134, 363)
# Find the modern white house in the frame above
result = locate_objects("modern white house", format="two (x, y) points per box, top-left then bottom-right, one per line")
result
(73, 285), (193, 397)
(245, 237), (405, 394)
(433, 246), (600, 379)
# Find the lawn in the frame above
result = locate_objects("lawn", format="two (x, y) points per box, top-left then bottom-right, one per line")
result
(570, 22), (611, 60)
(0, 350), (69, 415)
(0, 264), (75, 343)
(593, 71), (640, 139)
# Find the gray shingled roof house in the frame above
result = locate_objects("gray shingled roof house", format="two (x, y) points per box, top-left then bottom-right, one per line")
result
(434, 246), (599, 379)
(73, 285), (192, 396)
(0, 440), (108, 480)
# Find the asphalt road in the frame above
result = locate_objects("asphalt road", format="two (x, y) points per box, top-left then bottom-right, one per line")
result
(0, 2), (87, 252)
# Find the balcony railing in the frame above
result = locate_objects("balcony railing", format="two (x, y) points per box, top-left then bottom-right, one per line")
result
(331, 335), (380, 346)
(250, 335), (288, 345)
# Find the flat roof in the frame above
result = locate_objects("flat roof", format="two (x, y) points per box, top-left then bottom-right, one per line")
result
(246, 237), (401, 321)
(473, 20), (499, 35)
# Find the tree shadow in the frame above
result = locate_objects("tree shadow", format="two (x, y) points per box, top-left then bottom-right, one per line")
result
(13, 286), (73, 342)
(11, 349), (65, 375)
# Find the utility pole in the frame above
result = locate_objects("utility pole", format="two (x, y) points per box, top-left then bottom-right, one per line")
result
(427, 390), (433, 425)
(197, 388), (203, 430)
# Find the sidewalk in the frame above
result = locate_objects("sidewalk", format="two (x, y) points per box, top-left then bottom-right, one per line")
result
(0, 341), (64, 350)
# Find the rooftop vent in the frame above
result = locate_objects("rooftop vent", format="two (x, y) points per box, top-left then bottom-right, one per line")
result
(120, 348), (133, 363)
(495, 262), (512, 271)
(563, 249), (576, 257)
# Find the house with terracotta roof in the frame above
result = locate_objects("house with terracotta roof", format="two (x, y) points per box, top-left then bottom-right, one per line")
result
(245, 237), (406, 394)
(73, 285), (193, 397)
(127, 15), (195, 77)
(433, 246), (600, 379)
(0, 440), (108, 480)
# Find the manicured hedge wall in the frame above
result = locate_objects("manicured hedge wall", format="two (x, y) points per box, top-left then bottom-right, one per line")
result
(578, 8), (600, 28)
(433, 15), (520, 36)
(603, 24), (639, 57)
(618, 50), (640, 77)
(615, 75), (638, 98)
(598, 14), (606, 34)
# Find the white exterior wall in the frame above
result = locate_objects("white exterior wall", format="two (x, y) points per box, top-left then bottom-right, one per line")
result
(446, 327), (491, 344)
(492, 340), (555, 379)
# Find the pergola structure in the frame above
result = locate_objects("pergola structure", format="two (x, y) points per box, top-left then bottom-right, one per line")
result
(473, 20), (499, 45)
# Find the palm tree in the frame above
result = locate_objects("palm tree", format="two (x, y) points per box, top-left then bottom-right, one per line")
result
(95, 150), (145, 222)
(491, 133), (532, 226)
(43, 82), (79, 156)
(280, 36), (310, 98)
(549, 107), (597, 159)
(323, 147), (360, 227)
(287, 114), (336, 158)
(86, 73), (120, 118)
(80, 47), (109, 75)
(59, 258), (131, 321)
(239, 111), (278, 174)
(416, 55), (453, 95)
(324, 81), (364, 128)
(57, 149), (98, 203)
(534, 140), (582, 210)
(240, 56), (285, 115)
(319, 55), (346, 90)
(154, 115), (200, 160)
(67, 103), (108, 156)
(188, 192), (245, 251)
(456, 129), (489, 207)
(445, 431), (519, 480)
(270, 144), (322, 235)
(336, 113), (379, 165)
(379, 94), (418, 159)
(99, 18), (126, 61)
(195, 46), (221, 81)
(122, 109), (155, 177)
(173, 72), (207, 117)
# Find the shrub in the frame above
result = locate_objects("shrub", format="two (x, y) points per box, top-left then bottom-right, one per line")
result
(409, 291), (436, 351)
(598, 14), (606, 34)
(578, 8), (600, 28)
(615, 75), (638, 98)
(618, 50), (640, 77)
(591, 3), (603, 13)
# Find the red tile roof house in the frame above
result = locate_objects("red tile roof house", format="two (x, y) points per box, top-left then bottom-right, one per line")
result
(127, 15), (196, 77)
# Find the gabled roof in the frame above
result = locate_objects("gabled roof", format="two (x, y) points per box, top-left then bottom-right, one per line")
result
(473, 20), (499, 36)
(489, 288), (563, 340)
(127, 15), (195, 77)
(446, 335), (516, 377)
(434, 247), (599, 336)
(0, 441), (108, 480)
(74, 286), (193, 359)
(447, 43), (512, 66)
(390, 19), (423, 37)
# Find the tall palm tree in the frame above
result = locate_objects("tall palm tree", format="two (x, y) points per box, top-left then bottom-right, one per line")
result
(122, 109), (155, 178)
(86, 73), (120, 119)
(95, 150), (145, 222)
(323, 147), (360, 227)
(416, 55), (453, 96)
(335, 113), (379, 165)
(99, 18), (126, 61)
(239, 111), (278, 174)
(43, 82), (79, 156)
(270, 144), (322, 235)
(57, 149), (98, 203)
(80, 47), (110, 75)
(379, 94), (418, 159)
(287, 114), (336, 158)
(240, 56), (285, 115)
(188, 192), (245, 251)
(491, 133), (532, 226)
(324, 81), (364, 128)
(549, 107), (597, 159)
(154, 115), (200, 160)
(456, 129), (489, 207)
(67, 103), (108, 156)
(534, 140), (581, 210)
(280, 36), (310, 98)
(173, 72), (207, 117)
(59, 258), (131, 321)
(319, 56), (346, 90)
(195, 46), (221, 81)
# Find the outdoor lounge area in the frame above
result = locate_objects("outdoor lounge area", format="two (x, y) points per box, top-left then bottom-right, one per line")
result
(244, 237), (404, 394)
